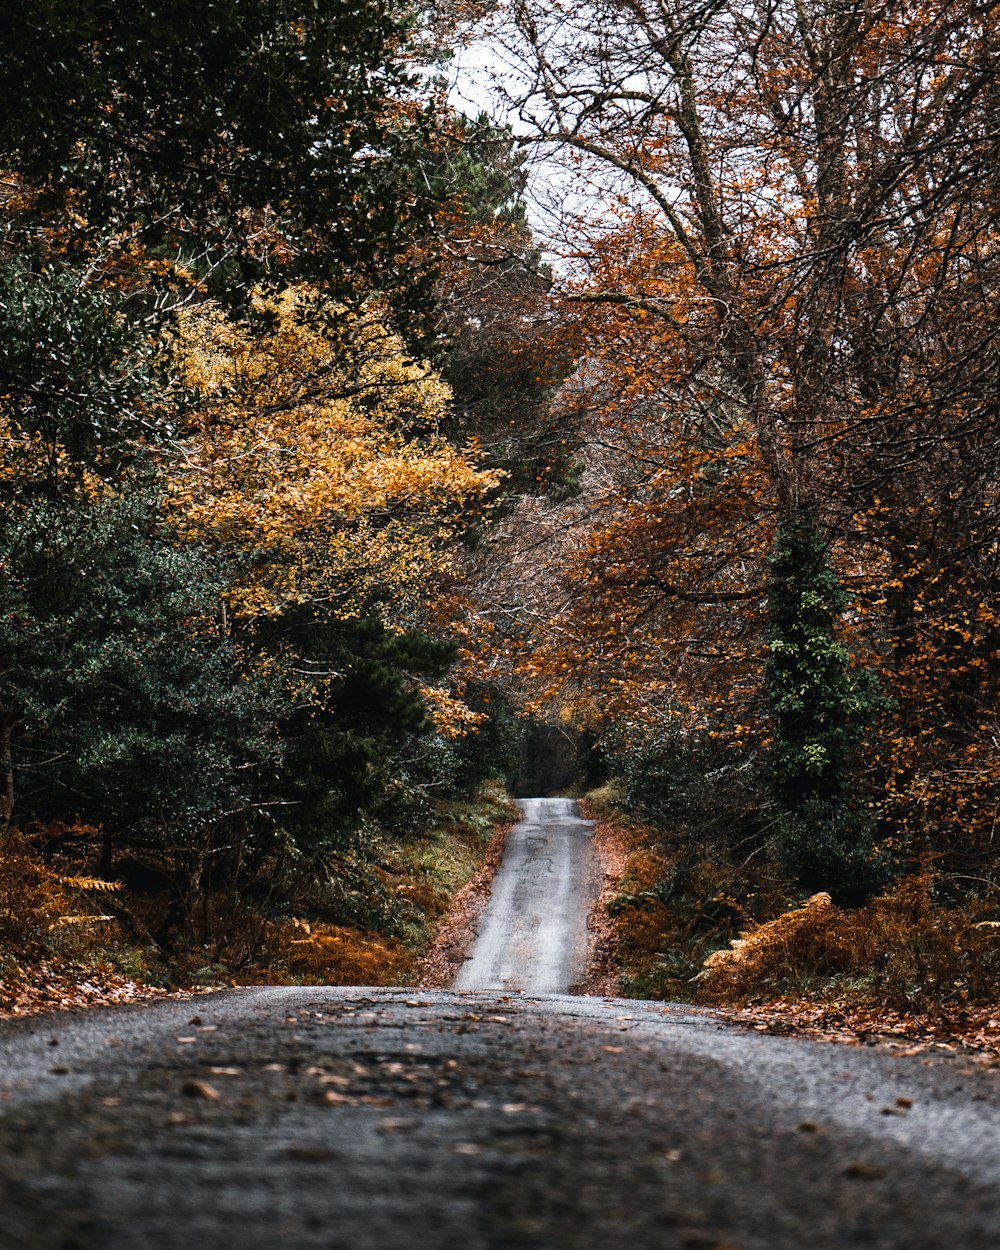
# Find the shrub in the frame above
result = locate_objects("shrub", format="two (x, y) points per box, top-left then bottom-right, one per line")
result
(698, 871), (1000, 1017)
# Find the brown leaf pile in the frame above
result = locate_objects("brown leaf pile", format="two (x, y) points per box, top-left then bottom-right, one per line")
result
(726, 997), (1000, 1062)
(0, 960), (171, 1018)
(575, 804), (637, 996)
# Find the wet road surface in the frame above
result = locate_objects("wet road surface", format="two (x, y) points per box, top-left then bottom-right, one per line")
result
(454, 798), (598, 993)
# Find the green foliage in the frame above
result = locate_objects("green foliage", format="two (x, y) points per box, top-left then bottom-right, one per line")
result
(269, 613), (456, 852)
(765, 515), (883, 901)
(0, 0), (420, 287)
(0, 263), (169, 490)
(601, 723), (766, 847)
(609, 729), (708, 828)
(429, 684), (525, 797)
(0, 493), (279, 838)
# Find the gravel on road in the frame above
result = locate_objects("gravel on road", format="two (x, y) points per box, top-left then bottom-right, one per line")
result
(1, 986), (998, 1249)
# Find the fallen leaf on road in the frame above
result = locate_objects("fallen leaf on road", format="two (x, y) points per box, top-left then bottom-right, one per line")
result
(600, 1045), (624, 1053)
(844, 1162), (884, 1180)
(181, 1079), (220, 1101)
(286, 1146), (337, 1163)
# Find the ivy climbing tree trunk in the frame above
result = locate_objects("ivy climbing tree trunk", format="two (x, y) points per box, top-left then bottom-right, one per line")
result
(765, 514), (881, 903)
(0, 710), (14, 833)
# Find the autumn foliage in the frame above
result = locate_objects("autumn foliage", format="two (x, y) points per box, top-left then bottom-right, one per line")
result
(4, 0), (1000, 1022)
(477, 0), (1000, 905)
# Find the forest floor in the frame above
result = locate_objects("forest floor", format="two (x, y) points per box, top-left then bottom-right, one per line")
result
(0, 784), (518, 1021)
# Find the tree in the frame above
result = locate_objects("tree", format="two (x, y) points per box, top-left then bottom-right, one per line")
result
(766, 518), (880, 901)
(0, 261), (170, 495)
(0, 491), (278, 844)
(0, 0), (447, 319)
(167, 283), (502, 849)
(484, 0), (1000, 889)
(168, 284), (501, 624)
(419, 116), (577, 490)
(0, 261), (277, 843)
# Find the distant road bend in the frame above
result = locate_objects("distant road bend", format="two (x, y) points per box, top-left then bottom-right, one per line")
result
(1, 796), (999, 1248)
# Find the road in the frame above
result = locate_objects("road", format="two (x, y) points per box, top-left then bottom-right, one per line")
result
(1, 798), (998, 1248)
(454, 797), (598, 993)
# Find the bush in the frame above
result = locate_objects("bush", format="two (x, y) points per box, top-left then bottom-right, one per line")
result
(698, 871), (1000, 1017)
(0, 833), (67, 957)
(604, 724), (769, 848)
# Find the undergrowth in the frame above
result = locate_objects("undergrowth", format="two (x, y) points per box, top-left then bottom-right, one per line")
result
(589, 790), (784, 1001)
(699, 874), (1000, 1021)
(233, 781), (517, 988)
(0, 782), (517, 1014)
(589, 786), (1000, 1030)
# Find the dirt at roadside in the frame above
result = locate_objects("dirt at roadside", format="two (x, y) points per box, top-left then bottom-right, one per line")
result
(417, 818), (515, 988)
(574, 803), (634, 996)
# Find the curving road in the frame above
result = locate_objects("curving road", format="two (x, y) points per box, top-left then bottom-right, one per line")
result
(454, 797), (598, 994)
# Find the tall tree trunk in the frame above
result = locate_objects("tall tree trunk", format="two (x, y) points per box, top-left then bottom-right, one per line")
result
(0, 713), (15, 833)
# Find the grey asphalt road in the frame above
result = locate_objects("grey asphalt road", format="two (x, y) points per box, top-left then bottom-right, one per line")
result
(454, 797), (598, 993)
(1, 987), (999, 1249)
(1, 795), (999, 1248)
